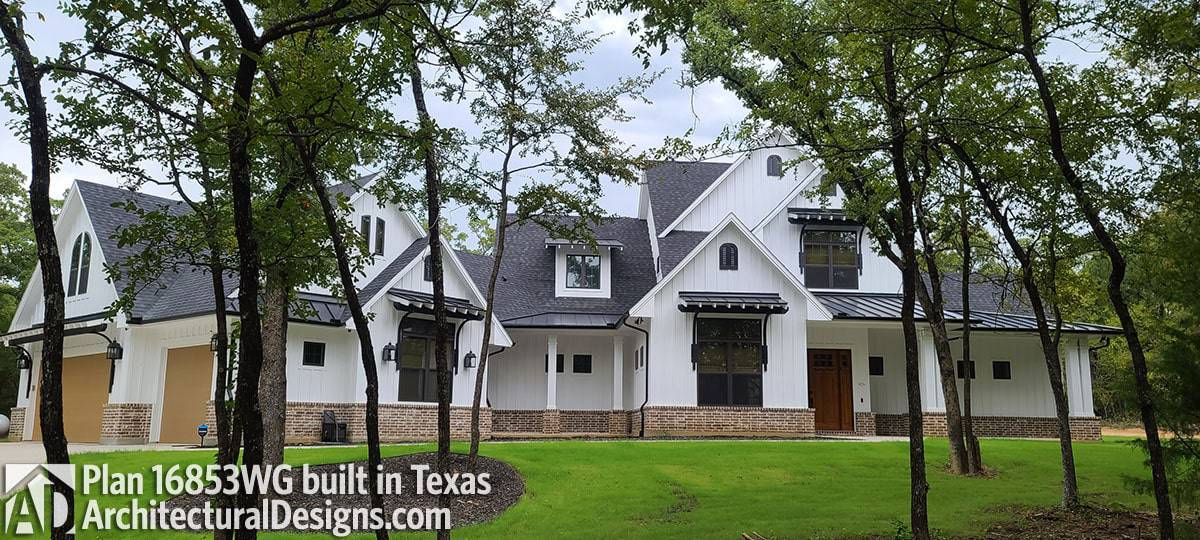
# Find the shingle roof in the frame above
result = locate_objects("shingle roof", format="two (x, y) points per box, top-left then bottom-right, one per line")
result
(644, 161), (732, 234)
(329, 171), (381, 200)
(356, 236), (428, 309)
(657, 230), (709, 276)
(491, 216), (655, 323)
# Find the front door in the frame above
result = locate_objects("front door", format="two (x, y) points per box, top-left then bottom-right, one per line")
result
(808, 349), (852, 431)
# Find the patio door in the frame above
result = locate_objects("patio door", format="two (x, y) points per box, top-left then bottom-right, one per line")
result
(808, 349), (852, 431)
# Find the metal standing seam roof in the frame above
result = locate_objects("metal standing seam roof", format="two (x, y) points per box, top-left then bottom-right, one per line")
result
(544, 238), (625, 249)
(787, 207), (863, 225)
(500, 312), (626, 329)
(678, 292), (789, 314)
(389, 289), (484, 320)
(813, 291), (1121, 334)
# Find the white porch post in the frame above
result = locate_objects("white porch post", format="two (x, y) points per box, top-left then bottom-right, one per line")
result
(612, 336), (624, 410)
(917, 329), (945, 413)
(1065, 338), (1095, 417)
(544, 334), (560, 433)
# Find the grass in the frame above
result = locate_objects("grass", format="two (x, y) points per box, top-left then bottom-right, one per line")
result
(7, 437), (1160, 539)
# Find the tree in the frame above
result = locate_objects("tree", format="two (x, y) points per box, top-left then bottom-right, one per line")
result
(0, 163), (37, 417)
(452, 0), (651, 468)
(0, 3), (72, 538)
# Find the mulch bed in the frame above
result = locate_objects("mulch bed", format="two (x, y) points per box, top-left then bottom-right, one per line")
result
(979, 506), (1197, 539)
(167, 452), (524, 531)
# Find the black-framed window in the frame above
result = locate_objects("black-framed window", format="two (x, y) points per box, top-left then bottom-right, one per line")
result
(566, 254), (601, 289)
(957, 360), (976, 379)
(67, 233), (91, 297)
(803, 230), (858, 289)
(824, 180), (837, 197)
(374, 218), (386, 256)
(869, 356), (884, 376)
(573, 354), (592, 374)
(992, 361), (1012, 380)
(696, 318), (763, 407)
(719, 243), (739, 270)
(359, 216), (371, 247)
(767, 154), (783, 177)
(398, 318), (453, 402)
(544, 354), (564, 373)
(423, 256), (433, 282)
(302, 341), (326, 367)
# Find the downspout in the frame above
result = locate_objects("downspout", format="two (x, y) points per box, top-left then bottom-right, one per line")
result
(620, 314), (651, 438)
(483, 345), (509, 408)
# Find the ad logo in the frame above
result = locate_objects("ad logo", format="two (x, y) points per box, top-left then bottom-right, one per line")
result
(3, 464), (76, 536)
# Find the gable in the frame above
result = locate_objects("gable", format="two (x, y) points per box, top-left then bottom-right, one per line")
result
(643, 161), (732, 235)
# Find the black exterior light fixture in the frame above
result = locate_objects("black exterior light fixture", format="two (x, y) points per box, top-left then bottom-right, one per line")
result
(381, 342), (396, 363)
(210, 333), (220, 352)
(106, 340), (124, 361)
(463, 351), (477, 369)
(13, 347), (32, 370)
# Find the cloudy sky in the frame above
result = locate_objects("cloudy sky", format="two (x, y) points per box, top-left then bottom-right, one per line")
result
(0, 5), (746, 221)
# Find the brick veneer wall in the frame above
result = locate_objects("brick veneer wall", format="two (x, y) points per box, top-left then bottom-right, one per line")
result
(492, 410), (543, 433)
(560, 410), (612, 433)
(100, 403), (153, 444)
(283, 402), (492, 444)
(854, 412), (876, 436)
(642, 406), (815, 436)
(875, 413), (1102, 441)
(7, 407), (25, 441)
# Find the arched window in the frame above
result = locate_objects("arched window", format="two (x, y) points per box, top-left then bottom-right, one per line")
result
(718, 243), (738, 270)
(766, 155), (783, 177)
(68, 233), (91, 296)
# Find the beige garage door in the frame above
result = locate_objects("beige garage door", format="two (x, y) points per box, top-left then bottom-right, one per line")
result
(31, 353), (111, 443)
(158, 345), (215, 443)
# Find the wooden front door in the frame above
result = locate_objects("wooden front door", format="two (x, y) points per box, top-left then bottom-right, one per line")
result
(808, 349), (852, 431)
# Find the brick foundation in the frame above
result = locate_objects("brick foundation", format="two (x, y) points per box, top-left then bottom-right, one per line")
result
(854, 412), (876, 436)
(641, 406), (815, 436)
(874, 413), (1102, 441)
(541, 410), (561, 434)
(282, 402), (492, 444)
(609, 410), (631, 435)
(7, 407), (25, 441)
(100, 403), (153, 444)
(492, 410), (543, 433)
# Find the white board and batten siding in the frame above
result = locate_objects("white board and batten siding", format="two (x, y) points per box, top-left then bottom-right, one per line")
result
(669, 149), (815, 236)
(487, 330), (638, 411)
(641, 225), (812, 409)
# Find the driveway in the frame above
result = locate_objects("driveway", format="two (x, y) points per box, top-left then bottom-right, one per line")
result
(0, 441), (209, 467)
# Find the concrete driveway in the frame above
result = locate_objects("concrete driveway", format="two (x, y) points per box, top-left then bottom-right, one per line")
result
(0, 441), (210, 467)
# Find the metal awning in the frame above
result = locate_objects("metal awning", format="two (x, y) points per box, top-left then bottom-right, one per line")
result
(678, 292), (789, 314)
(501, 312), (625, 329)
(1, 314), (113, 346)
(787, 208), (862, 226)
(389, 289), (484, 320)
(544, 238), (624, 250)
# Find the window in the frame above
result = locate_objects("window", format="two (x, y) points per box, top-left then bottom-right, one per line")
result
(572, 354), (593, 374)
(423, 256), (433, 282)
(824, 181), (837, 197)
(544, 354), (564, 373)
(67, 233), (91, 297)
(374, 218), (386, 256)
(992, 361), (1012, 380)
(718, 243), (739, 270)
(957, 360), (976, 379)
(359, 215), (372, 247)
(767, 155), (783, 177)
(398, 318), (454, 402)
(695, 318), (763, 407)
(302, 342), (326, 367)
(803, 230), (859, 289)
(565, 254), (601, 289)
(869, 356), (884, 376)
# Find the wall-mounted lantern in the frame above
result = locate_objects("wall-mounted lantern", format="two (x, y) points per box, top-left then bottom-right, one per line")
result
(210, 333), (220, 352)
(14, 348), (31, 370)
(463, 351), (477, 369)
(106, 340), (124, 361)
(381, 343), (396, 363)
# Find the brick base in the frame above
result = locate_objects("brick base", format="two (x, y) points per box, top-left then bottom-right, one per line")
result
(281, 402), (492, 444)
(854, 412), (876, 436)
(874, 413), (1102, 441)
(7, 407), (25, 441)
(609, 410), (631, 435)
(492, 409), (632, 435)
(641, 406), (815, 436)
(100, 403), (153, 444)
(541, 410), (560, 434)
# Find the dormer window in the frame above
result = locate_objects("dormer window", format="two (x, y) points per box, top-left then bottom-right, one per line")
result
(767, 155), (783, 177)
(718, 243), (738, 270)
(566, 255), (601, 289)
(802, 230), (859, 289)
(67, 233), (91, 297)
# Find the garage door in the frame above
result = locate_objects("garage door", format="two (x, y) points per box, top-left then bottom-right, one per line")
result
(30, 353), (111, 443)
(158, 345), (214, 443)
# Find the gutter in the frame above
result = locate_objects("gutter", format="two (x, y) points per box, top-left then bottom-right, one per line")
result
(482, 345), (509, 409)
(619, 314), (651, 438)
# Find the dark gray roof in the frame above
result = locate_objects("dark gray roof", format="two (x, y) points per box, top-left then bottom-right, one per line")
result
(455, 250), (496, 295)
(678, 291), (789, 314)
(933, 272), (1030, 315)
(787, 207), (862, 225)
(329, 172), (381, 200)
(357, 237), (428, 309)
(657, 230), (709, 276)
(389, 288), (484, 320)
(813, 291), (1119, 334)
(644, 161), (732, 233)
(491, 215), (655, 324)
(501, 312), (625, 329)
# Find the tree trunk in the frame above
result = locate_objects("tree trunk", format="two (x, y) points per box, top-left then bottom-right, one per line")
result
(0, 6), (72, 539)
(946, 139), (1079, 506)
(959, 196), (981, 473)
(259, 268), (289, 467)
(208, 247), (237, 540)
(915, 274), (970, 475)
(1016, 0), (1171, 531)
(469, 173), (512, 470)
(882, 42), (930, 540)
(409, 60), (453, 540)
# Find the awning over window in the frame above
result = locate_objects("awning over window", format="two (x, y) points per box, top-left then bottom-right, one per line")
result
(544, 238), (624, 250)
(389, 288), (484, 320)
(677, 292), (789, 314)
(787, 208), (862, 226)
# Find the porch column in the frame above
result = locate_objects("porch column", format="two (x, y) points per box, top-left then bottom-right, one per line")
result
(1064, 338), (1095, 417)
(917, 329), (944, 413)
(610, 336), (626, 435)
(543, 335), (560, 434)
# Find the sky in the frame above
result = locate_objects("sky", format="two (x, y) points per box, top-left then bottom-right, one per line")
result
(0, 5), (747, 222)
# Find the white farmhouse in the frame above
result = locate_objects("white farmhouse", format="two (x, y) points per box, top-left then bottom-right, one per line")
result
(3, 149), (1113, 444)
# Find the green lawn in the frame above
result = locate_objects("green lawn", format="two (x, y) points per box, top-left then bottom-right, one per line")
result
(12, 437), (1159, 539)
